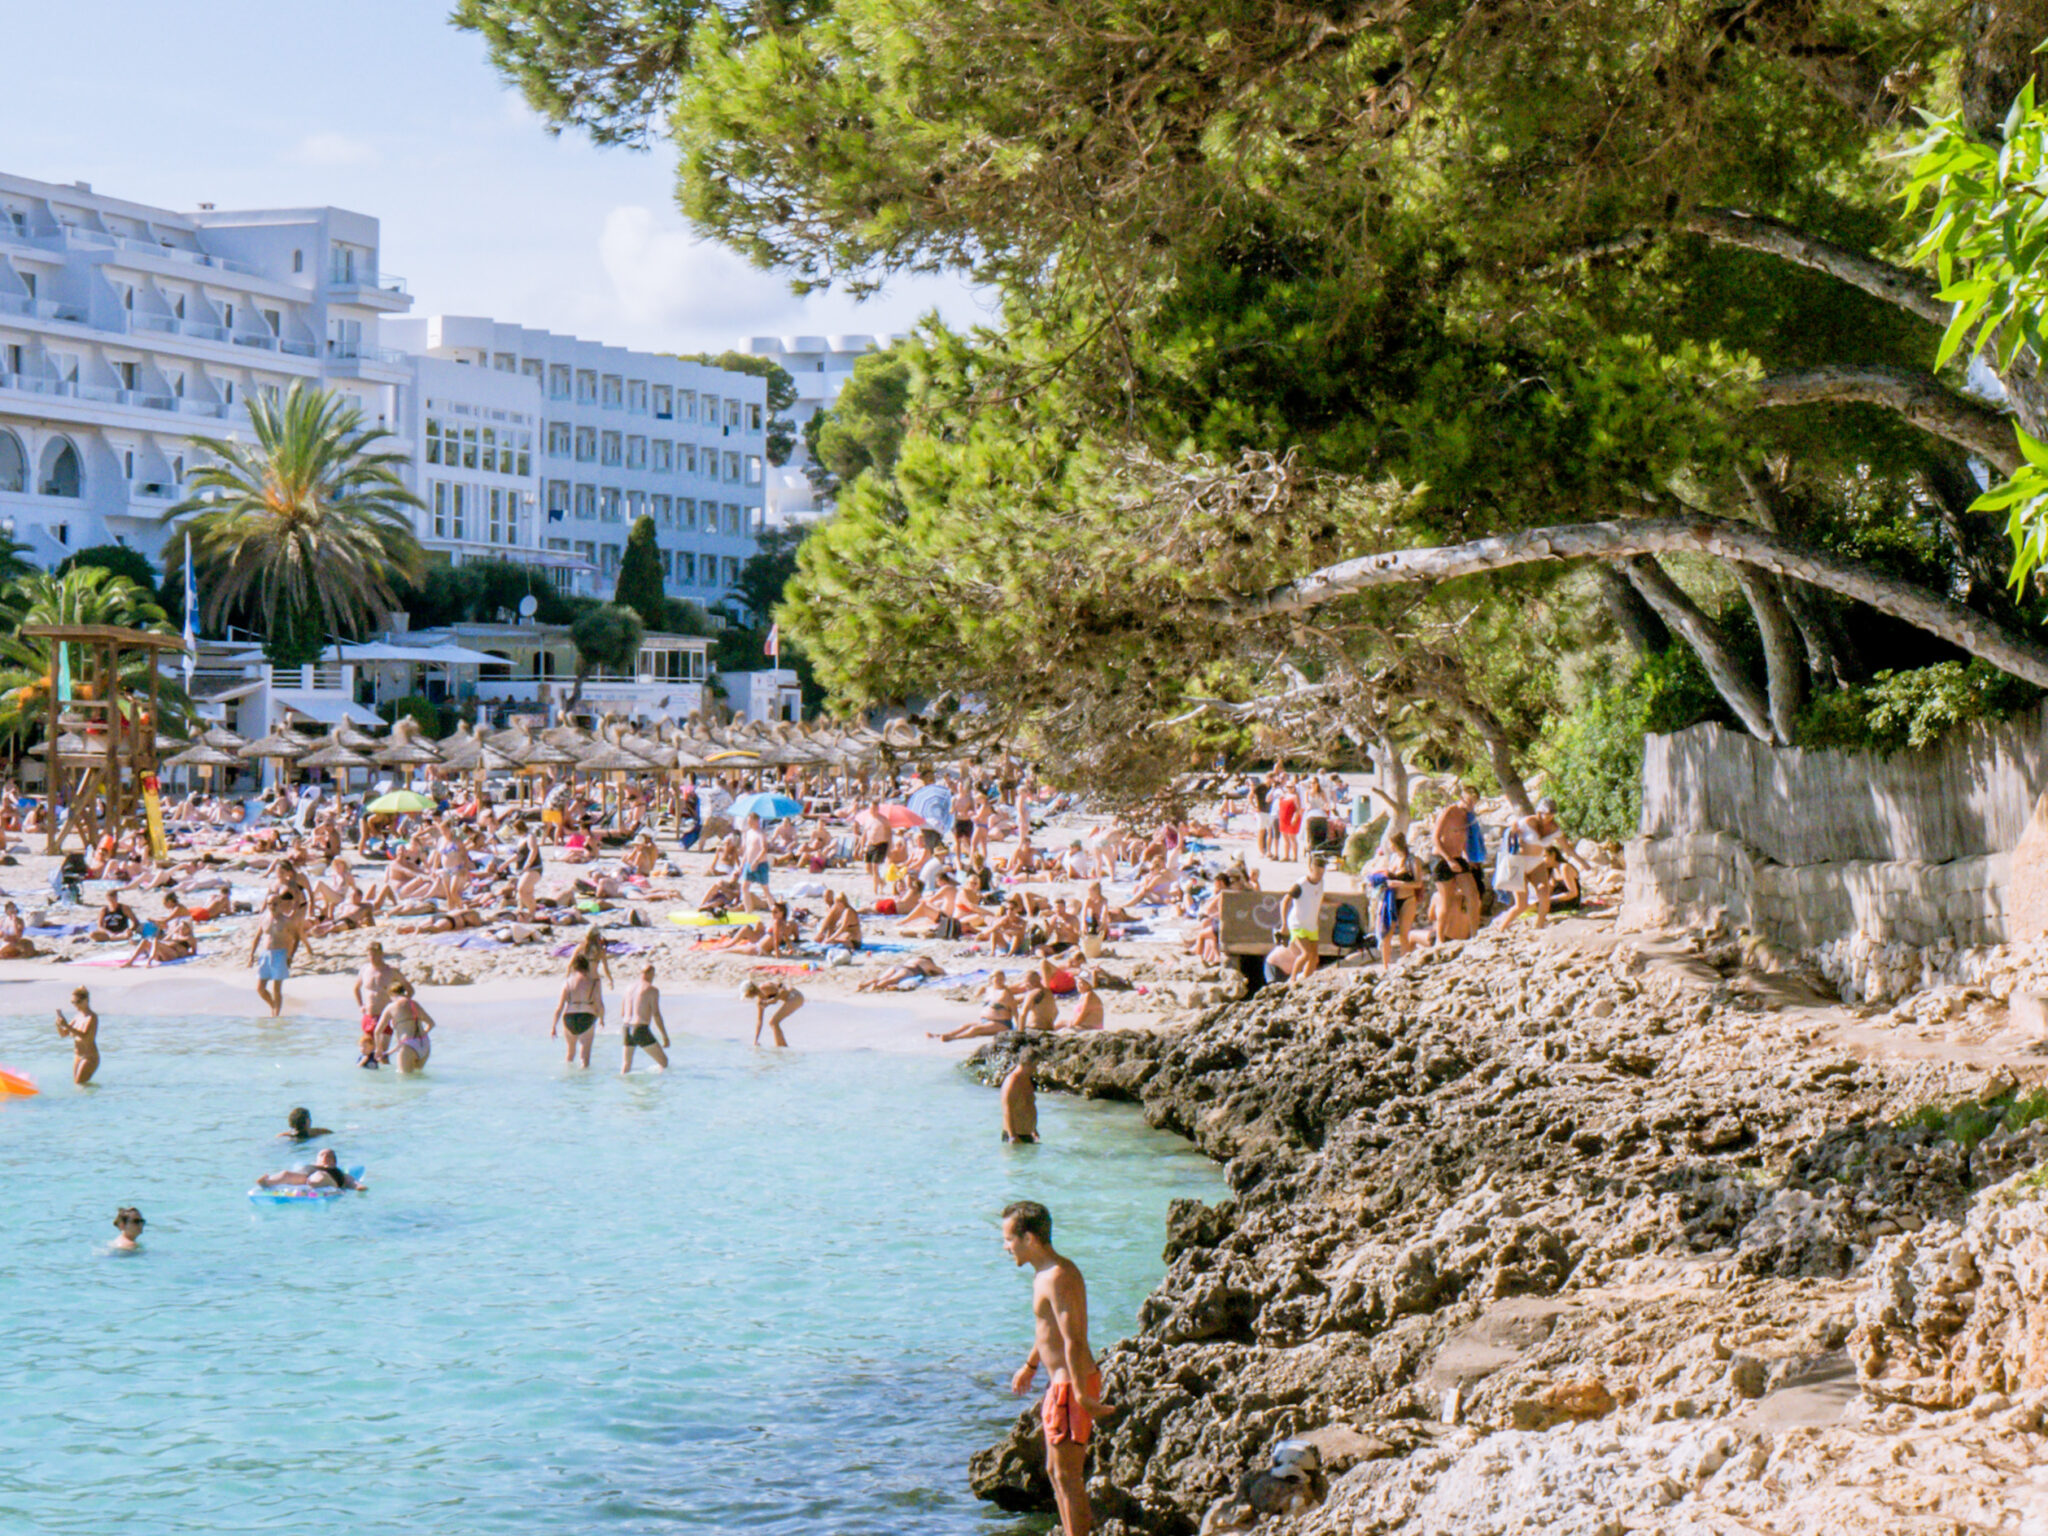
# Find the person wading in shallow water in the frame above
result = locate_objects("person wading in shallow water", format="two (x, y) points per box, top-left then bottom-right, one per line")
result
(1001, 1050), (1039, 1144)
(1004, 1200), (1112, 1536)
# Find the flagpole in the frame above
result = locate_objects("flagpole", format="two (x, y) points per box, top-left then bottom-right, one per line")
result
(182, 530), (195, 690)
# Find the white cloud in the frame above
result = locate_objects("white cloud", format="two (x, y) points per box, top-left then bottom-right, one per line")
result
(291, 131), (378, 168)
(597, 204), (793, 336)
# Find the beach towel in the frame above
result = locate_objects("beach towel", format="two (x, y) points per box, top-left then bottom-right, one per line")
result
(73, 951), (202, 968)
(548, 937), (648, 959)
(430, 933), (510, 951)
(668, 910), (764, 928)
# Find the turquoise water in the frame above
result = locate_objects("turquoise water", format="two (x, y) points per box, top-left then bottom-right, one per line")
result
(0, 1008), (1221, 1534)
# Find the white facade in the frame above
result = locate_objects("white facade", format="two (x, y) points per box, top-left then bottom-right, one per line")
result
(387, 315), (767, 608)
(740, 333), (898, 527)
(0, 172), (410, 568)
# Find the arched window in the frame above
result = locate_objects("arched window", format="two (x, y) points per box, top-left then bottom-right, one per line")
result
(40, 437), (80, 498)
(0, 431), (24, 493)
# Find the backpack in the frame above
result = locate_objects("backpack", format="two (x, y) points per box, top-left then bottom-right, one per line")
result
(1330, 902), (1363, 950)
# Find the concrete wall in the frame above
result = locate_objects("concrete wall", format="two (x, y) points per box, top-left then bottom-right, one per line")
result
(1626, 712), (2048, 955)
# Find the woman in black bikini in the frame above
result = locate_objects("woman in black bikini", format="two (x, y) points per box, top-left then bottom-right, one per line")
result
(552, 954), (604, 1067)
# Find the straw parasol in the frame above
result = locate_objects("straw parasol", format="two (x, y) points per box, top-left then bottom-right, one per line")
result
(164, 740), (238, 770)
(296, 738), (374, 795)
(373, 717), (443, 770)
(200, 725), (247, 752)
(334, 719), (381, 752)
(434, 722), (483, 772)
(238, 726), (313, 762)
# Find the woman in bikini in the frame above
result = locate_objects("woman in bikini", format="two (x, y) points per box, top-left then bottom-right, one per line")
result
(572, 924), (618, 987)
(928, 973), (1019, 1043)
(742, 976), (804, 1047)
(380, 982), (435, 1073)
(857, 954), (945, 991)
(552, 954), (604, 1067)
(55, 987), (102, 1085)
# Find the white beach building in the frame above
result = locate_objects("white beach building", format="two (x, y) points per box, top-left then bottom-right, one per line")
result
(0, 171), (410, 567)
(386, 316), (768, 608)
(739, 333), (898, 527)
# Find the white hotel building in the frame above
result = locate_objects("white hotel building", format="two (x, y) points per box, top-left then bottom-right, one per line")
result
(0, 172), (409, 567)
(0, 171), (766, 610)
(742, 332), (897, 527)
(385, 315), (767, 605)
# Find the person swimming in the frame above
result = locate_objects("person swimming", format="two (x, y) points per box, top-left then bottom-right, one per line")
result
(110, 1206), (144, 1251)
(256, 1148), (361, 1191)
(279, 1107), (332, 1141)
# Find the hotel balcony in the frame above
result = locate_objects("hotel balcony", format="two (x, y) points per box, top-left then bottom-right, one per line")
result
(324, 265), (412, 313)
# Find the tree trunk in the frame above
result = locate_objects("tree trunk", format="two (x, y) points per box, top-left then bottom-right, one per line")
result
(1595, 564), (1670, 655)
(1732, 463), (1862, 687)
(1454, 696), (1535, 814)
(1215, 514), (2048, 688)
(1367, 727), (1410, 842)
(1730, 564), (1806, 745)
(1752, 366), (2019, 473)
(1616, 555), (1777, 742)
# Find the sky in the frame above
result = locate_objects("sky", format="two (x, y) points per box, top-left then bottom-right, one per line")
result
(2, 1), (991, 353)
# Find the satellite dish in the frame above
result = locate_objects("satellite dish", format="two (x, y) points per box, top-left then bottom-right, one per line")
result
(518, 595), (538, 618)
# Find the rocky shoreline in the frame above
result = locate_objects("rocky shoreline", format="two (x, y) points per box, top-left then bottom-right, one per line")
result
(967, 929), (2048, 1534)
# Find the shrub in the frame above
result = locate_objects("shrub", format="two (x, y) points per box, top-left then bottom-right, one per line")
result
(1535, 648), (1723, 843)
(378, 695), (451, 738)
(1798, 661), (2041, 754)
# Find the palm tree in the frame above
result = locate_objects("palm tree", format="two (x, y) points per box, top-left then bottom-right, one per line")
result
(0, 568), (192, 743)
(172, 383), (425, 664)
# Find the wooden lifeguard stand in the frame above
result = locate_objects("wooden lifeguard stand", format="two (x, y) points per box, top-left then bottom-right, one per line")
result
(23, 623), (186, 855)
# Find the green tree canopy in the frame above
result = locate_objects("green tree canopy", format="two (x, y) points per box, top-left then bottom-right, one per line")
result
(56, 544), (156, 591)
(172, 383), (425, 667)
(614, 514), (668, 630)
(804, 348), (911, 500)
(566, 602), (645, 709)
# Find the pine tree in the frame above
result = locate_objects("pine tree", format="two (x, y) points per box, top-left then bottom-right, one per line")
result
(614, 514), (666, 631)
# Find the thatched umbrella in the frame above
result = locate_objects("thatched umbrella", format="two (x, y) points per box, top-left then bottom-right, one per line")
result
(434, 722), (483, 773)
(238, 725), (313, 786)
(334, 719), (381, 752)
(296, 738), (374, 797)
(373, 717), (443, 773)
(200, 725), (247, 753)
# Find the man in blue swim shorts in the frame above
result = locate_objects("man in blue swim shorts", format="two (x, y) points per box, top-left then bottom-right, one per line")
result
(246, 895), (305, 1019)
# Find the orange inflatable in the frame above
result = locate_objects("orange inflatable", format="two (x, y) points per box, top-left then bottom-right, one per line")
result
(0, 1068), (38, 1097)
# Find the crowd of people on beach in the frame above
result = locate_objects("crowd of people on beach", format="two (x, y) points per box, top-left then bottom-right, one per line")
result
(12, 745), (1600, 1536)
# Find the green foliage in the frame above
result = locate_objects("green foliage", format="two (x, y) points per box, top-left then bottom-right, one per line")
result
(1798, 660), (2042, 752)
(805, 349), (911, 498)
(57, 544), (156, 591)
(173, 382), (425, 666)
(400, 559), (580, 630)
(566, 603), (645, 708)
(378, 694), (452, 739)
(614, 514), (668, 630)
(1903, 1088), (2048, 1156)
(670, 349), (800, 464)
(1906, 83), (2048, 587)
(1535, 649), (1726, 842)
(735, 525), (807, 623)
(0, 568), (191, 743)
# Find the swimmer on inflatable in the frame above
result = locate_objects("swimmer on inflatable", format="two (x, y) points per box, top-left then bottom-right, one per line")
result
(254, 1147), (363, 1193)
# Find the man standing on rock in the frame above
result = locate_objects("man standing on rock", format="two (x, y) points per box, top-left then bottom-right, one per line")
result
(1430, 784), (1482, 942)
(1004, 1199), (1111, 1536)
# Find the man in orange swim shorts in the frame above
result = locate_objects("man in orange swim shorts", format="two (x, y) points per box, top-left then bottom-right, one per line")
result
(1004, 1200), (1113, 1536)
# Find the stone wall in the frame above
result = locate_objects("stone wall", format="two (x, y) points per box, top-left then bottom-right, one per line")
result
(1625, 714), (2048, 994)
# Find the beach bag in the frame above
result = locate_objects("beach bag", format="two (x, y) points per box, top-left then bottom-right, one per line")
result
(1505, 825), (1522, 856)
(1330, 902), (1363, 950)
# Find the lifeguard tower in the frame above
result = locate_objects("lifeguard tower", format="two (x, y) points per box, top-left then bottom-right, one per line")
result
(23, 623), (185, 855)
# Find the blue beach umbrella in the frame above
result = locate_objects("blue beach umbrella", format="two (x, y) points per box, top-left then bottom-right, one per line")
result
(729, 791), (804, 822)
(906, 783), (954, 828)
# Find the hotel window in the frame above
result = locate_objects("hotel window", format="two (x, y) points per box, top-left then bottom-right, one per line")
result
(122, 449), (134, 480)
(726, 503), (742, 535)
(547, 422), (571, 456)
(601, 543), (622, 575)
(547, 481), (569, 521)
(675, 497), (693, 531)
(574, 483), (597, 520)
(626, 435), (646, 470)
(522, 358), (543, 380)
(433, 481), (450, 538)
(653, 385), (672, 419)
(678, 551), (696, 584)
(681, 445), (697, 475)
(451, 483), (470, 540)
(748, 403), (762, 431)
(679, 390), (697, 422)
(480, 427), (497, 473)
(573, 539), (596, 563)
(627, 379), (647, 413)
(601, 375), (622, 407)
(601, 487), (623, 522)
(746, 455), (762, 485)
(703, 395), (719, 430)
(575, 427), (596, 463)
(515, 432), (532, 476)
(652, 440), (671, 472)
(3, 343), (20, 375)
(425, 418), (443, 464)
(600, 431), (621, 466)
(724, 557), (740, 584)
(726, 400), (742, 431)
(462, 426), (478, 469)
(575, 370), (597, 404)
(626, 490), (645, 522)
(488, 487), (509, 543)
(493, 352), (517, 373)
(652, 493), (672, 527)
(724, 452), (741, 482)
(550, 365), (572, 399)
